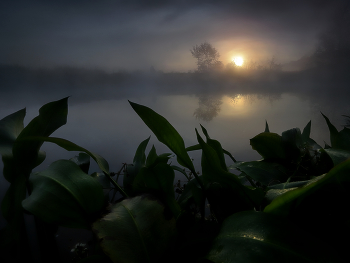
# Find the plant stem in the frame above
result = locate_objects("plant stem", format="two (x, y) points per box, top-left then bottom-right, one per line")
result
(105, 172), (129, 198)
(189, 168), (207, 220)
(245, 175), (257, 188)
(27, 178), (60, 263)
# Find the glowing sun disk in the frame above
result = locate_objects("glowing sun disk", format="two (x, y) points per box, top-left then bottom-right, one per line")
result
(233, 57), (244, 66)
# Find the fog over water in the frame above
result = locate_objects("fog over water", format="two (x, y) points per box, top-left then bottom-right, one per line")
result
(1, 65), (349, 174)
(1, 1), (350, 260)
(1, 65), (349, 173)
(1, 65), (350, 261)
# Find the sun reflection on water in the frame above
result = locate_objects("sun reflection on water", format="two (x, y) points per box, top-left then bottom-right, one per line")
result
(220, 95), (252, 117)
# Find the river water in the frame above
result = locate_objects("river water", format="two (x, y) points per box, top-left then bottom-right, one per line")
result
(1, 68), (349, 261)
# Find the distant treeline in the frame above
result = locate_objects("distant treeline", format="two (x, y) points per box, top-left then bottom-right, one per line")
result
(0, 63), (349, 108)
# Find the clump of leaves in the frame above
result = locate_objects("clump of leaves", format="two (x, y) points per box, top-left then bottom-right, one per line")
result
(1, 98), (349, 263)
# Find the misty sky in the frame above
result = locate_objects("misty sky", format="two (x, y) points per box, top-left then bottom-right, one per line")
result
(0, 0), (347, 72)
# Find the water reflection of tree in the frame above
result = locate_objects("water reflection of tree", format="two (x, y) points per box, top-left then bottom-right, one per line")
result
(193, 93), (282, 122)
(193, 95), (223, 122)
(229, 94), (252, 104)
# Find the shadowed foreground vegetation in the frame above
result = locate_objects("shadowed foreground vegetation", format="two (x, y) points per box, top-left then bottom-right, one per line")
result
(1, 97), (350, 262)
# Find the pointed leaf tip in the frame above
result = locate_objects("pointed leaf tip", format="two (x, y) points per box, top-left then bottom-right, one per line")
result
(265, 121), (270, 133)
(301, 120), (311, 142)
(129, 101), (195, 172)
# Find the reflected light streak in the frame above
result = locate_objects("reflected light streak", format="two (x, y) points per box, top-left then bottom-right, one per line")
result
(220, 95), (251, 117)
(242, 234), (264, 241)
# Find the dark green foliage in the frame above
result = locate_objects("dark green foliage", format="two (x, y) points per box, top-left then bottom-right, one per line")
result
(264, 120), (270, 132)
(123, 136), (150, 195)
(230, 160), (288, 186)
(70, 153), (91, 174)
(92, 195), (177, 263)
(0, 98), (69, 261)
(22, 160), (105, 228)
(129, 101), (195, 173)
(1, 98), (349, 263)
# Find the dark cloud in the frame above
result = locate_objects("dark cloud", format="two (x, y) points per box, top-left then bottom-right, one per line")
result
(0, 0), (348, 71)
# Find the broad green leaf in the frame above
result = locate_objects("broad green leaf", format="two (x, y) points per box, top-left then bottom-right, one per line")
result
(312, 147), (334, 175)
(19, 135), (126, 199)
(264, 178), (322, 205)
(133, 136), (150, 167)
(0, 99), (68, 252)
(200, 124), (228, 172)
(324, 148), (350, 166)
(264, 159), (350, 216)
(22, 160), (104, 228)
(304, 137), (322, 151)
(264, 120), (270, 132)
(268, 179), (310, 189)
(185, 144), (201, 152)
(264, 160), (350, 261)
(90, 172), (111, 189)
(129, 101), (195, 172)
(132, 163), (180, 218)
(178, 176), (204, 210)
(196, 129), (263, 213)
(301, 138), (331, 176)
(322, 113), (350, 151)
(0, 109), (26, 183)
(264, 188), (297, 205)
(146, 152), (172, 169)
(13, 97), (68, 177)
(157, 153), (173, 161)
(92, 195), (177, 263)
(250, 132), (286, 160)
(90, 172), (111, 203)
(186, 143), (237, 163)
(132, 164), (175, 198)
(196, 129), (240, 185)
(124, 137), (150, 194)
(281, 128), (303, 161)
(17, 136), (109, 175)
(145, 145), (157, 167)
(0, 108), (25, 156)
(70, 153), (90, 174)
(231, 160), (288, 186)
(301, 120), (311, 142)
(263, 174), (326, 216)
(34, 150), (46, 168)
(25, 136), (127, 199)
(206, 211), (338, 263)
(237, 174), (248, 184)
(332, 127), (350, 150)
(90, 172), (110, 203)
(322, 112), (339, 148)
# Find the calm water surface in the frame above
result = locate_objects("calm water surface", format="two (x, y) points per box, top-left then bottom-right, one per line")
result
(0, 91), (348, 261)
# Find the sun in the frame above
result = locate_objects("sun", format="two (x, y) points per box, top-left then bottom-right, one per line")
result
(233, 57), (244, 66)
